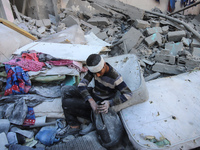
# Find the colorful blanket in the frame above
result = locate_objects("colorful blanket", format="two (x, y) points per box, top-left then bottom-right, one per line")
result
(4, 65), (31, 96)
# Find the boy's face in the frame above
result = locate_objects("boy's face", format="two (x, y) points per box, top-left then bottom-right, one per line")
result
(96, 63), (106, 77)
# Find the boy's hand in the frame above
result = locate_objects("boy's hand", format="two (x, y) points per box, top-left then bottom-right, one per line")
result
(97, 100), (110, 114)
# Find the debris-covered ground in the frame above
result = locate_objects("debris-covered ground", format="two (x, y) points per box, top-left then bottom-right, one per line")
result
(0, 0), (200, 149)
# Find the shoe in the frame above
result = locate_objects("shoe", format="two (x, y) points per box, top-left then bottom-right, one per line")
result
(79, 123), (95, 135)
(56, 125), (80, 138)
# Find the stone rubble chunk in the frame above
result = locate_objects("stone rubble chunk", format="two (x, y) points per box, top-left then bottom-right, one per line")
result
(150, 20), (160, 27)
(152, 63), (186, 74)
(146, 27), (163, 36)
(192, 47), (200, 58)
(142, 59), (155, 66)
(61, 15), (79, 27)
(162, 26), (169, 34)
(42, 19), (51, 28)
(59, 13), (65, 19)
(145, 32), (162, 47)
(155, 52), (176, 65)
(177, 57), (200, 71)
(37, 26), (46, 34)
(96, 31), (108, 40)
(181, 37), (191, 47)
(89, 26), (101, 35)
(191, 39), (200, 48)
(165, 42), (184, 56)
(36, 20), (44, 27)
(134, 19), (150, 29)
(168, 30), (186, 42)
(87, 17), (110, 26)
(56, 23), (66, 32)
(90, 3), (111, 16)
(145, 72), (161, 82)
(120, 27), (144, 52)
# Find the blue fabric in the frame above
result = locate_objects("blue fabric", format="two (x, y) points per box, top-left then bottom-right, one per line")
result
(4, 64), (31, 96)
(169, 0), (177, 12)
(35, 126), (60, 146)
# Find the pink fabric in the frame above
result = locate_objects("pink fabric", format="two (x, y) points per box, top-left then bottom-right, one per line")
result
(4, 58), (45, 72)
(47, 60), (88, 72)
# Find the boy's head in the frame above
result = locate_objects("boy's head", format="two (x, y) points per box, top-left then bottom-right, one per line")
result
(86, 54), (105, 73)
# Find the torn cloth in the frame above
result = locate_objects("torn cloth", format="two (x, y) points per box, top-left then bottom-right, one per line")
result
(4, 65), (31, 96)
(23, 107), (35, 126)
(47, 59), (87, 72)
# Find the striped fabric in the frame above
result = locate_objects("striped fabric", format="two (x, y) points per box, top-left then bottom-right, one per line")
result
(78, 63), (132, 106)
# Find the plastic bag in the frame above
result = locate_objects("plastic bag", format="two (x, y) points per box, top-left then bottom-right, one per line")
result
(93, 108), (124, 148)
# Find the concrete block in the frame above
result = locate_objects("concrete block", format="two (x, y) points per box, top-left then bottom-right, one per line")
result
(87, 17), (110, 26)
(155, 53), (176, 65)
(162, 26), (169, 34)
(134, 19), (150, 29)
(42, 19), (51, 28)
(61, 15), (79, 27)
(0, 0), (14, 22)
(59, 13), (65, 19)
(152, 63), (186, 75)
(192, 47), (200, 58)
(146, 27), (163, 36)
(96, 31), (107, 40)
(37, 26), (46, 34)
(145, 72), (161, 82)
(0, 132), (8, 150)
(168, 30), (186, 42)
(90, 27), (101, 35)
(90, 3), (111, 16)
(36, 20), (44, 27)
(165, 42), (184, 56)
(191, 39), (200, 48)
(177, 57), (200, 71)
(120, 27), (144, 52)
(181, 37), (191, 47)
(142, 59), (155, 66)
(150, 20), (160, 27)
(145, 32), (162, 47)
(56, 23), (65, 32)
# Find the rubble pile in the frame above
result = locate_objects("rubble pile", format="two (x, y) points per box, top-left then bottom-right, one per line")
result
(0, 0), (200, 149)
(13, 0), (200, 81)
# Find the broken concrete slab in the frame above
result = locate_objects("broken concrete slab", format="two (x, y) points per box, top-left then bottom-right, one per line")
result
(155, 53), (176, 65)
(134, 19), (150, 29)
(181, 37), (191, 47)
(91, 0), (144, 20)
(191, 38), (200, 48)
(144, 72), (161, 82)
(0, 24), (33, 63)
(96, 31), (108, 40)
(87, 17), (110, 26)
(119, 27), (144, 52)
(42, 19), (51, 28)
(192, 47), (200, 58)
(145, 32), (162, 47)
(146, 27), (163, 36)
(152, 63), (186, 74)
(165, 42), (184, 56)
(61, 15), (79, 27)
(168, 30), (186, 42)
(177, 57), (200, 71)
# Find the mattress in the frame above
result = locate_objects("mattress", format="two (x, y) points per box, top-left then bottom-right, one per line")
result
(120, 70), (200, 150)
